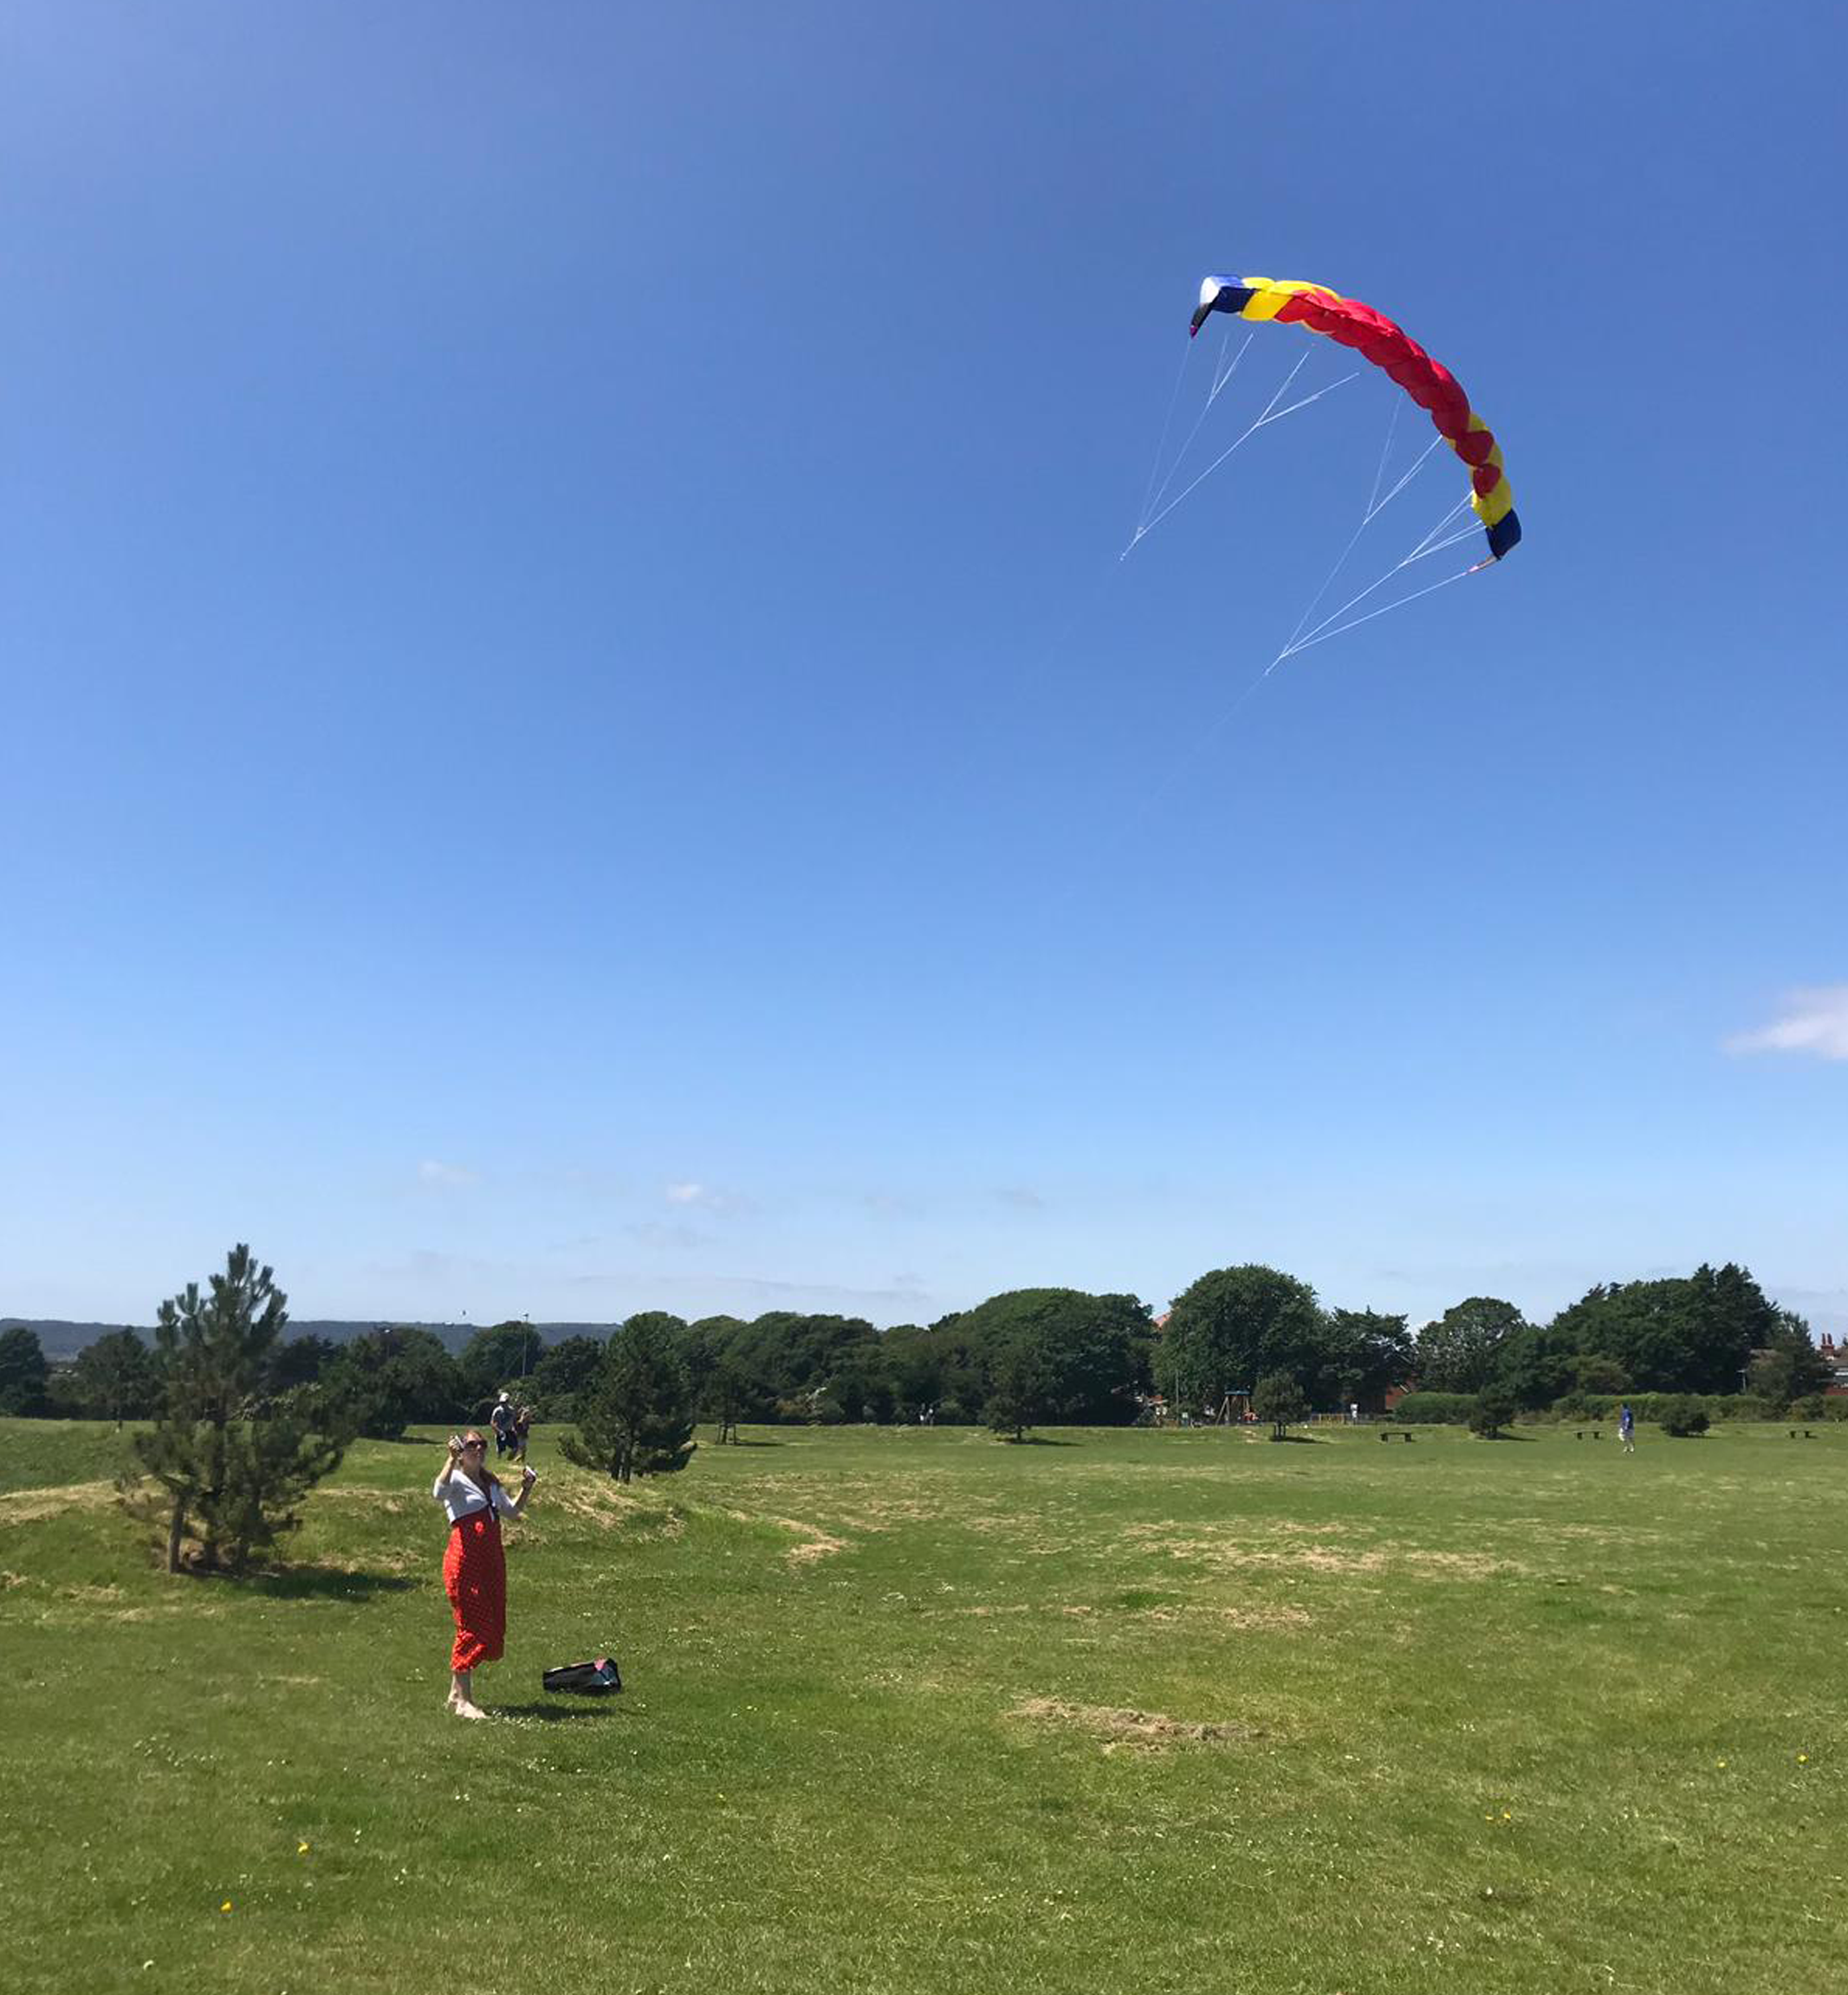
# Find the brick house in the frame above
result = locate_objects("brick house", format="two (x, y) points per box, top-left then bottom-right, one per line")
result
(1819, 1334), (1848, 1396)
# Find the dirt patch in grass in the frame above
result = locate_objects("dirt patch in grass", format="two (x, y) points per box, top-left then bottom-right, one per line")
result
(0, 1480), (119, 1526)
(1253, 1545), (1389, 1572)
(717, 1506), (850, 1564)
(1135, 1601), (1314, 1631)
(1135, 1536), (1388, 1574)
(830, 1499), (1022, 1536)
(1014, 1696), (1262, 1751)
(775, 1518), (849, 1565)
(955, 1596), (1309, 1631)
(1124, 1522), (1525, 1579)
(542, 1477), (665, 1531)
(831, 1497), (953, 1530)
(1401, 1548), (1527, 1577)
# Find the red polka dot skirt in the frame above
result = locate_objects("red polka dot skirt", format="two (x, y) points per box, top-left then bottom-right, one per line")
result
(443, 1512), (507, 1671)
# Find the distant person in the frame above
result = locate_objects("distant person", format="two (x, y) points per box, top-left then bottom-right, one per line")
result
(510, 1404), (532, 1463)
(1618, 1402), (1636, 1454)
(490, 1392), (515, 1457)
(433, 1430), (537, 1718)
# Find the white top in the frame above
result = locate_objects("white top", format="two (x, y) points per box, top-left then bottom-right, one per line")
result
(431, 1470), (518, 1527)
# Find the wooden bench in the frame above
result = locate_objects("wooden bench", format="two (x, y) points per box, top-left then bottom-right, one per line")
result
(1378, 1429), (1414, 1442)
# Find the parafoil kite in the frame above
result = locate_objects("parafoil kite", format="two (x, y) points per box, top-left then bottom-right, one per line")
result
(1192, 275), (1520, 562)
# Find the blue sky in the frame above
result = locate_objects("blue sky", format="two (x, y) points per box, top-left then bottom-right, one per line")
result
(3, 3), (1844, 1337)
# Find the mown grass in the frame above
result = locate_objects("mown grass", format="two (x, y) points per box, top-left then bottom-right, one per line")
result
(2, 1417), (1842, 1995)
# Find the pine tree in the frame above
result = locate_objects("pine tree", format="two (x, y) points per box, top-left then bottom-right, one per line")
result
(126, 1246), (347, 1573)
(563, 1314), (697, 1484)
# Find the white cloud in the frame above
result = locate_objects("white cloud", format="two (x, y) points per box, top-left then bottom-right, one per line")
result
(418, 1160), (479, 1188)
(1726, 986), (1848, 1062)
(664, 1182), (753, 1214)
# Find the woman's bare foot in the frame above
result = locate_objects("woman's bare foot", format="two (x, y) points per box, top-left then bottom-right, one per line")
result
(453, 1699), (490, 1720)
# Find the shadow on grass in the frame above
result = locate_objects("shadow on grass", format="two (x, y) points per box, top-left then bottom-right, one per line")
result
(997, 1435), (1079, 1447)
(1476, 1431), (1537, 1441)
(249, 1568), (420, 1602)
(491, 1700), (627, 1722)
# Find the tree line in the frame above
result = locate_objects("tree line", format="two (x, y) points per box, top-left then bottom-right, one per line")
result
(3, 1254), (1831, 1440)
(1402, 1266), (1832, 1409)
(2, 1246), (1834, 1577)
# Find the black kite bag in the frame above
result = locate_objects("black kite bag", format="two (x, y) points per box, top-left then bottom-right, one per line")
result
(542, 1655), (623, 1694)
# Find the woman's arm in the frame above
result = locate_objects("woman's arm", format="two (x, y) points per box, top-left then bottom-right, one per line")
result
(437, 1435), (464, 1487)
(509, 1466), (537, 1516)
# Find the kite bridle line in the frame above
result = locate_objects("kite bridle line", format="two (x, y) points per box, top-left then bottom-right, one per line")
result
(1123, 343), (1360, 560)
(1131, 325), (1253, 542)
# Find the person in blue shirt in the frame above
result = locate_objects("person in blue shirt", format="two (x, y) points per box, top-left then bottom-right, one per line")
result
(1618, 1402), (1636, 1454)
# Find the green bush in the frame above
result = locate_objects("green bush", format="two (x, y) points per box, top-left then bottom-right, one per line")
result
(1252, 1371), (1308, 1439)
(1825, 1396), (1848, 1422)
(1391, 1392), (1475, 1425)
(1717, 1393), (1775, 1422)
(1789, 1393), (1827, 1421)
(1592, 1391), (1728, 1428)
(1468, 1389), (1518, 1438)
(1660, 1395), (1710, 1437)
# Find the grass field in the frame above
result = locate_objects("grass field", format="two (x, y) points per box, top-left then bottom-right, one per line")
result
(2, 1416), (1842, 1995)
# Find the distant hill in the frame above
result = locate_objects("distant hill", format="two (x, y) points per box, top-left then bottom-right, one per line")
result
(0, 1319), (622, 1363)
